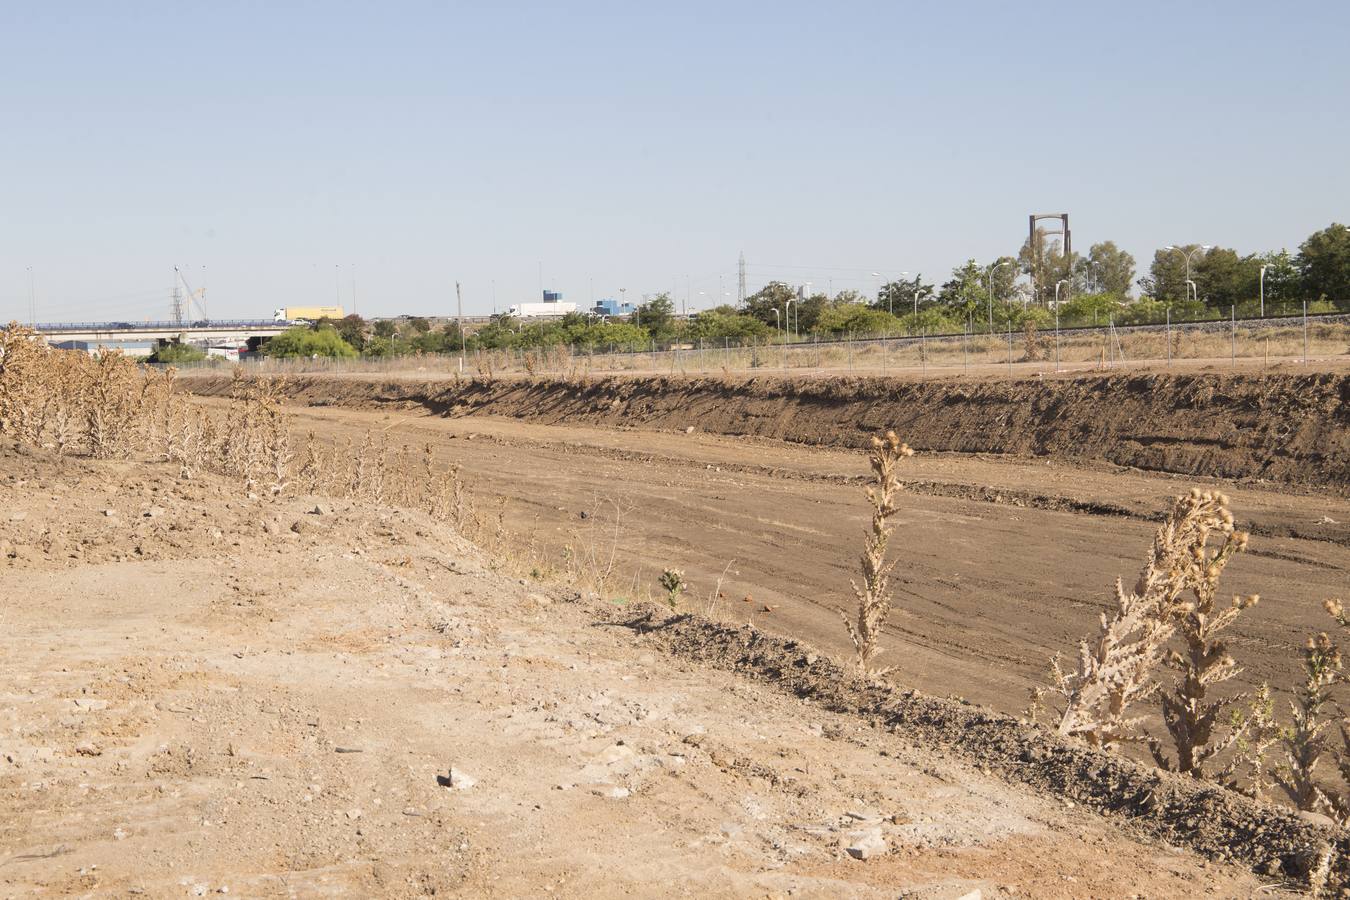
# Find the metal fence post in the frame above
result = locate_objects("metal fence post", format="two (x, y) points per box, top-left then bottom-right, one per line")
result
(1303, 300), (1310, 364)
(1166, 308), (1171, 368)
(1006, 317), (1013, 375)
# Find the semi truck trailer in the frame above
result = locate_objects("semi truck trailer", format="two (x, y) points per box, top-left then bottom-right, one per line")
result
(273, 306), (345, 322)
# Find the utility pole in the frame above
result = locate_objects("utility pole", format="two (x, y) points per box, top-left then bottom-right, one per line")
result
(738, 251), (746, 305)
(351, 264), (357, 316)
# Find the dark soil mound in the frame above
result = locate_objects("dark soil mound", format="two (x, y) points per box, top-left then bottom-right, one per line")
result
(183, 371), (1350, 492)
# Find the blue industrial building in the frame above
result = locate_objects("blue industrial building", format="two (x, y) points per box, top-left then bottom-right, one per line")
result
(592, 298), (637, 317)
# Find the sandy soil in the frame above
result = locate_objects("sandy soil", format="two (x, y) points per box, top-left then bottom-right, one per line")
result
(0, 447), (1283, 898)
(215, 397), (1350, 727)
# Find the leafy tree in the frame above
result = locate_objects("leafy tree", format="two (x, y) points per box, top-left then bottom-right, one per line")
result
(1256, 249), (1300, 308)
(741, 281), (797, 328)
(876, 275), (937, 317)
(265, 325), (358, 358)
(151, 341), (207, 364)
(1116, 296), (1168, 326)
(1297, 223), (1350, 308)
(1058, 293), (1124, 326)
(332, 314), (368, 352)
(636, 293), (677, 338)
(1141, 246), (1197, 305)
(1193, 248), (1259, 309)
(936, 259), (989, 321)
(987, 256), (1020, 306)
(408, 327), (454, 354)
(811, 303), (898, 337)
(372, 319), (397, 338)
(689, 308), (771, 342)
(572, 321), (649, 350)
(472, 315), (520, 349)
(1083, 241), (1136, 298)
(363, 335), (396, 357)
(794, 293), (832, 333)
(1018, 230), (1077, 303)
(406, 316), (432, 334)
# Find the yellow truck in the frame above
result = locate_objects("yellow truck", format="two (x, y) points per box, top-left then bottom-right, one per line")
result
(273, 306), (344, 323)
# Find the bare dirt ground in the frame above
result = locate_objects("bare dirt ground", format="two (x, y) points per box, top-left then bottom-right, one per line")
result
(184, 370), (1350, 494)
(201, 394), (1350, 726)
(0, 446), (1285, 898)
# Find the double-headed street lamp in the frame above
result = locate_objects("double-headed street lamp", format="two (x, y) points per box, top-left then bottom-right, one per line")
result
(881, 271), (909, 318)
(1259, 264), (1270, 317)
(1165, 244), (1212, 304)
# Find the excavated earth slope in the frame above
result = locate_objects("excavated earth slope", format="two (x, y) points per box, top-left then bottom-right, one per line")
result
(0, 444), (1340, 895)
(182, 371), (1350, 493)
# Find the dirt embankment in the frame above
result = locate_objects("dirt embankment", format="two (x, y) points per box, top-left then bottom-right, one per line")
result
(183, 371), (1350, 492)
(0, 443), (1338, 894)
(3, 445), (1307, 897)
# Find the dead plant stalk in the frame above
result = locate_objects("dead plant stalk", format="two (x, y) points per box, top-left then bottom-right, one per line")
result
(839, 430), (912, 677)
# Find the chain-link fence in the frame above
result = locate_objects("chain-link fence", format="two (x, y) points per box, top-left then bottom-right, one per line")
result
(179, 310), (1350, 379)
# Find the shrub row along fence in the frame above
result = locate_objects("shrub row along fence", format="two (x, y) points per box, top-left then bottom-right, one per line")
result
(182, 310), (1350, 378)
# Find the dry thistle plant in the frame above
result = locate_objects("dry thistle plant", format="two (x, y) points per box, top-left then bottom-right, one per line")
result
(1147, 493), (1258, 777)
(659, 568), (686, 610)
(1051, 490), (1243, 748)
(1274, 630), (1342, 816)
(82, 349), (142, 458)
(839, 430), (912, 677)
(296, 432), (324, 493)
(1225, 683), (1281, 799)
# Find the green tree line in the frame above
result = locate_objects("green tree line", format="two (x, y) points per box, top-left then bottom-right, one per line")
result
(263, 222), (1350, 358)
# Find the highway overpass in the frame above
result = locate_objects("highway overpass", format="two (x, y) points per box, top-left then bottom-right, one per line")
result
(34, 320), (289, 345)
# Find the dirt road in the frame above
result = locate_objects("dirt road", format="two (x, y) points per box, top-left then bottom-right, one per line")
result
(246, 399), (1350, 721)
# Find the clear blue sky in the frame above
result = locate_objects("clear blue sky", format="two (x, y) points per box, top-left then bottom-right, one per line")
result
(2, 1), (1346, 321)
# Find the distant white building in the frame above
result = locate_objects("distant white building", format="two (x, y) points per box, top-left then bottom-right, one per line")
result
(51, 339), (154, 358)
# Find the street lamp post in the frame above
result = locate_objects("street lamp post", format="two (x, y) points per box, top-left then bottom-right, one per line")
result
(884, 271), (909, 318)
(785, 299), (795, 341)
(1165, 244), (1213, 305)
(1259, 265), (1269, 317)
(912, 289), (930, 334)
(772, 308), (784, 368)
(1053, 279), (1067, 373)
(986, 261), (1009, 332)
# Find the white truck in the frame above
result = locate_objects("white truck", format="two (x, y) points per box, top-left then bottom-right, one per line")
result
(507, 302), (578, 318)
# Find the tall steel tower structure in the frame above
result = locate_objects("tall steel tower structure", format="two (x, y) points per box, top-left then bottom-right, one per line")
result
(170, 275), (185, 327)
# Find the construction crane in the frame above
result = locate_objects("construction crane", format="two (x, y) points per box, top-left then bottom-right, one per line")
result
(173, 266), (208, 325)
